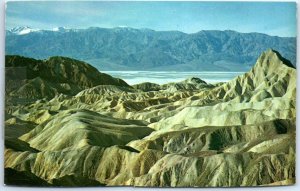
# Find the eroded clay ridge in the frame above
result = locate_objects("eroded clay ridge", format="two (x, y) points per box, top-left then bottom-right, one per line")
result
(5, 49), (296, 187)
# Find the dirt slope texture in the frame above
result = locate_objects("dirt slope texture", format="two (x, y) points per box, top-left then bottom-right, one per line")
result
(4, 49), (296, 187)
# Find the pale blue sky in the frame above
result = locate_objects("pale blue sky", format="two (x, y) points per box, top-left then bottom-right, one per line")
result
(6, 1), (297, 37)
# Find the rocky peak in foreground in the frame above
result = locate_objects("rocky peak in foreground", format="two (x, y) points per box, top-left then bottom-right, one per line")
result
(251, 49), (295, 81)
(200, 49), (297, 103)
(248, 49), (296, 98)
(148, 49), (296, 131)
(259, 49), (295, 68)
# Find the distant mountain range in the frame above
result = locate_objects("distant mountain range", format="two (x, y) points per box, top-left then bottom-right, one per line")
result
(6, 27), (296, 71)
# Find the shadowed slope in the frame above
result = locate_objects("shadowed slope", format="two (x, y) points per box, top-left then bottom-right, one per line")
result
(5, 55), (130, 100)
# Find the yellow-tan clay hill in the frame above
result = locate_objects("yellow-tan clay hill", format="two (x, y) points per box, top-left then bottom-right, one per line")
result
(4, 49), (296, 187)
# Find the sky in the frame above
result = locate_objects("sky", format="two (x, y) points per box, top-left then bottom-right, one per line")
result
(5, 1), (297, 37)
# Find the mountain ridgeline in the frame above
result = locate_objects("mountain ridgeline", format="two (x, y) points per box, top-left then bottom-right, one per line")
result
(6, 27), (296, 71)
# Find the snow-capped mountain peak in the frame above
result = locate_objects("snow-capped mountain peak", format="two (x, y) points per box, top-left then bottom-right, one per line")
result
(9, 26), (40, 35)
(7, 26), (78, 35)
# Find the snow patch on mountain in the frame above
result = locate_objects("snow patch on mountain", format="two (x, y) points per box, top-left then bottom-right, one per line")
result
(52, 27), (70, 32)
(9, 26), (41, 35)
